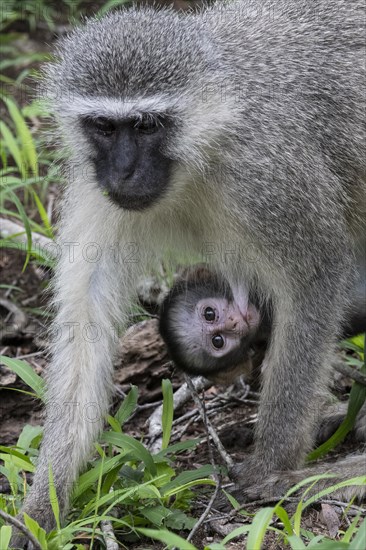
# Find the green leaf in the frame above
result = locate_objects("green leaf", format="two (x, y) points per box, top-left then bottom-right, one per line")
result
(32, 190), (54, 238)
(17, 425), (43, 452)
(140, 505), (172, 526)
(0, 450), (34, 472)
(343, 513), (362, 544)
(137, 528), (198, 550)
(274, 505), (293, 536)
(161, 465), (215, 495)
(114, 385), (138, 426)
(3, 95), (38, 176)
(72, 454), (127, 498)
(303, 476), (366, 509)
(165, 509), (196, 530)
(0, 525), (12, 549)
(349, 517), (366, 549)
(23, 513), (47, 550)
(246, 507), (275, 550)
(0, 120), (24, 176)
(286, 535), (307, 549)
(162, 379), (174, 450)
(308, 351), (366, 461)
(102, 432), (157, 475)
(3, 190), (33, 269)
(164, 478), (215, 498)
(222, 524), (251, 544)
(0, 356), (45, 400)
(49, 464), (61, 531)
(107, 414), (122, 433)
(154, 438), (200, 459)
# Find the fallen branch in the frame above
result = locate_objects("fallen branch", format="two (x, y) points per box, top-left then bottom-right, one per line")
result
(0, 218), (55, 256)
(332, 360), (366, 387)
(184, 374), (234, 471)
(0, 297), (28, 344)
(187, 482), (221, 543)
(100, 520), (119, 550)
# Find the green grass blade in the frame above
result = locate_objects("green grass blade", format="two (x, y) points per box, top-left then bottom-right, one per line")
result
(161, 379), (174, 450)
(49, 464), (61, 531)
(0, 525), (12, 549)
(3, 95), (38, 177)
(32, 190), (54, 238)
(102, 432), (157, 475)
(348, 516), (365, 549)
(114, 385), (138, 426)
(0, 120), (24, 176)
(136, 528), (198, 550)
(0, 355), (45, 400)
(308, 344), (366, 461)
(246, 507), (275, 550)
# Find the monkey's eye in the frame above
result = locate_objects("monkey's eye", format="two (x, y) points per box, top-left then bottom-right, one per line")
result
(134, 115), (161, 135)
(212, 334), (224, 349)
(93, 117), (116, 136)
(204, 307), (216, 322)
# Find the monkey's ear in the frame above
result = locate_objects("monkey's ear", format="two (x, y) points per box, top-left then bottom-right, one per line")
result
(175, 263), (216, 285)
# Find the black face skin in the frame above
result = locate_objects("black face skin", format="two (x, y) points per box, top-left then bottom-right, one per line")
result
(159, 273), (272, 379)
(81, 114), (173, 211)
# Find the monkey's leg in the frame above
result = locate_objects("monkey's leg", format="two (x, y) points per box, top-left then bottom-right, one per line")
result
(11, 199), (135, 545)
(231, 276), (354, 501)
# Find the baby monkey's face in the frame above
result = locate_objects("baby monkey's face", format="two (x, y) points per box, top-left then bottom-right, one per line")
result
(195, 296), (261, 359)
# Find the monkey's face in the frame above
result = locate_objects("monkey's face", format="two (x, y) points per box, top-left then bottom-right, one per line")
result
(46, 10), (233, 212)
(161, 294), (262, 380)
(81, 115), (174, 210)
(194, 297), (261, 360)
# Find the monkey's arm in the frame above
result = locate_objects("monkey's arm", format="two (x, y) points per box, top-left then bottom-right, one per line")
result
(12, 186), (135, 544)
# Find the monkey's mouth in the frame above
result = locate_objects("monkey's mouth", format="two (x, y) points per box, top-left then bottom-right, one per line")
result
(101, 184), (167, 211)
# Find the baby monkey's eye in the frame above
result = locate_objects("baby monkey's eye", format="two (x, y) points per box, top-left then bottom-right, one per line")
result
(212, 334), (224, 349)
(204, 306), (216, 321)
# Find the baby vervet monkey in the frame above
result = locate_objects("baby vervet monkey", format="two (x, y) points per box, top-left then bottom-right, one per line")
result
(11, 0), (365, 545)
(159, 264), (365, 382)
(159, 265), (271, 384)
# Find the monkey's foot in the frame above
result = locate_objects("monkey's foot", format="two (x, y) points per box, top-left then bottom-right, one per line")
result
(216, 454), (366, 511)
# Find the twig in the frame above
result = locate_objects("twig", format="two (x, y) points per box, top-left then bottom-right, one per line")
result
(319, 499), (366, 515)
(0, 510), (42, 550)
(100, 520), (119, 550)
(0, 298), (28, 344)
(183, 374), (234, 470)
(147, 376), (212, 453)
(332, 360), (366, 386)
(187, 482), (221, 543)
(0, 218), (54, 256)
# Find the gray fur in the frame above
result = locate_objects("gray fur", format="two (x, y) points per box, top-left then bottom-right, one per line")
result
(13, 1), (365, 544)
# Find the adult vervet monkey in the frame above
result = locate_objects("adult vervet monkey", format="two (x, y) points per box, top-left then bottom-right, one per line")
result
(13, 0), (365, 544)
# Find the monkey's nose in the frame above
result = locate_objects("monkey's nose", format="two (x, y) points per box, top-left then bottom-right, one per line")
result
(227, 314), (248, 332)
